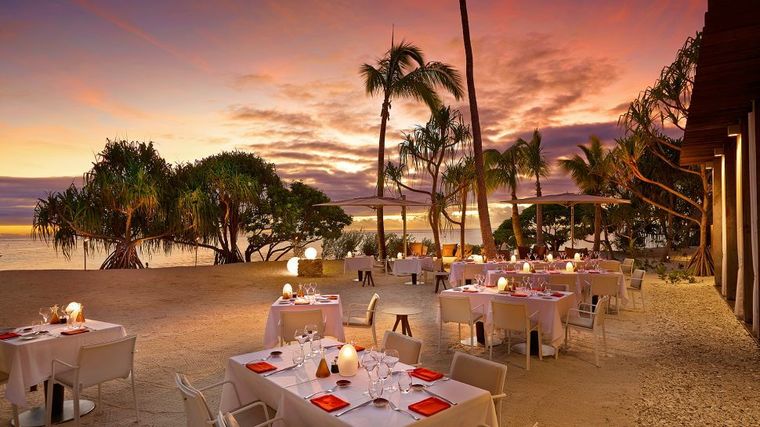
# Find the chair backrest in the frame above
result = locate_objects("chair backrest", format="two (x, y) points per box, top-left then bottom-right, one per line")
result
(216, 411), (241, 427)
(598, 260), (622, 272)
(76, 335), (136, 388)
(630, 269), (645, 289)
(546, 283), (569, 292)
(547, 273), (576, 289)
(382, 330), (422, 365)
(517, 246), (530, 260)
(449, 351), (507, 398)
(439, 295), (473, 324)
(589, 274), (619, 297)
(175, 373), (213, 427)
(621, 258), (635, 274)
(490, 300), (530, 333)
(593, 296), (610, 329)
(366, 293), (380, 324)
(280, 309), (325, 343)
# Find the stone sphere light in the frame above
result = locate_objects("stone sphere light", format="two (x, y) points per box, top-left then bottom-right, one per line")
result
(286, 257), (300, 275)
(304, 247), (318, 260)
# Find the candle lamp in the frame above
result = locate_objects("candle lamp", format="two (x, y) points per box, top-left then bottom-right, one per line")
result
(547, 253), (554, 262)
(397, 252), (403, 260)
(497, 277), (508, 292)
(337, 344), (359, 376)
(282, 283), (293, 299)
(566, 261), (574, 272)
(346, 251), (353, 258)
(522, 262), (531, 273)
(510, 254), (517, 263)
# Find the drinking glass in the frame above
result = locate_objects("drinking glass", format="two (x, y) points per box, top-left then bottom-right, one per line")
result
(398, 370), (412, 394)
(291, 345), (305, 367)
(295, 329), (308, 355)
(304, 324), (318, 356)
(383, 349), (399, 391)
(362, 350), (378, 377)
(39, 308), (50, 325)
(310, 332), (322, 357)
(368, 378), (384, 399)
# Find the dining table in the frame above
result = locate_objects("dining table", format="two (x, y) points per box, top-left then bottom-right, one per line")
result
(263, 296), (346, 348)
(390, 257), (435, 285)
(0, 319), (126, 426)
(220, 338), (498, 426)
(343, 256), (375, 281)
(448, 261), (508, 286)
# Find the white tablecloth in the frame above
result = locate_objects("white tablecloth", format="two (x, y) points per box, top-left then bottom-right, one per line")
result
(220, 339), (497, 426)
(263, 297), (345, 348)
(343, 257), (374, 273)
(485, 270), (629, 305)
(391, 258), (434, 276)
(441, 288), (575, 347)
(0, 319), (126, 406)
(448, 262), (508, 285)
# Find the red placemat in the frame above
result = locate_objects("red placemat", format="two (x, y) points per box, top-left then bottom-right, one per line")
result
(461, 288), (478, 293)
(408, 397), (451, 416)
(60, 328), (90, 336)
(510, 293), (528, 298)
(310, 394), (349, 412)
(325, 295), (339, 300)
(551, 292), (565, 297)
(337, 344), (365, 352)
(410, 367), (443, 382)
(0, 332), (19, 340)
(246, 361), (277, 374)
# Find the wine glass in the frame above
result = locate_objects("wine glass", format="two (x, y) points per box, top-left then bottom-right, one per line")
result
(295, 328), (307, 354)
(362, 349), (378, 378)
(398, 370), (413, 394)
(39, 308), (50, 325)
(383, 349), (399, 391)
(291, 345), (305, 367)
(304, 324), (318, 356)
(368, 377), (384, 399)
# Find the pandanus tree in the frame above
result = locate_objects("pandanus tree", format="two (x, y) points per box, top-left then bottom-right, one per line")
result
(518, 129), (550, 246)
(360, 40), (464, 261)
(385, 106), (471, 257)
(442, 156), (475, 254)
(559, 136), (613, 252)
(175, 151), (283, 265)
(33, 140), (178, 269)
(484, 143), (525, 247)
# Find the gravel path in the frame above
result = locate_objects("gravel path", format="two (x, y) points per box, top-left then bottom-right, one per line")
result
(0, 261), (758, 426)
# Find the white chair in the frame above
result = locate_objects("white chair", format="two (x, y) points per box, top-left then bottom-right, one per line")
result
(546, 273), (575, 292)
(564, 296), (610, 367)
(217, 411), (283, 427)
(279, 309), (326, 346)
(0, 371), (20, 427)
(343, 293), (379, 346)
(45, 335), (138, 426)
(545, 283), (569, 292)
(489, 300), (545, 370)
(598, 259), (622, 272)
(423, 258), (443, 283)
(176, 373), (271, 427)
(449, 351), (507, 424)
(627, 269), (646, 311)
(621, 258), (635, 279)
(589, 274), (621, 315)
(382, 330), (422, 366)
(438, 295), (483, 352)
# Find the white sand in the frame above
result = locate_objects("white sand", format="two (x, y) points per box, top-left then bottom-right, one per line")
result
(1, 260), (758, 426)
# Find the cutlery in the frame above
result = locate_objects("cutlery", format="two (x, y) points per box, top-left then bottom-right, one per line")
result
(334, 399), (373, 417)
(285, 378), (319, 388)
(427, 376), (450, 386)
(422, 388), (457, 406)
(303, 384), (339, 399)
(262, 364), (297, 377)
(388, 400), (419, 420)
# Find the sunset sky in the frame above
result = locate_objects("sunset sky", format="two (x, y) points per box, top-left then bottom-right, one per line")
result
(0, 0), (706, 233)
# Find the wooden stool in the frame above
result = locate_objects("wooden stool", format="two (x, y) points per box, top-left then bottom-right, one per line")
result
(433, 272), (449, 293)
(362, 270), (375, 287)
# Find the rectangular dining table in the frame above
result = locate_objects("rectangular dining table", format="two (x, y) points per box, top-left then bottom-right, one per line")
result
(220, 339), (497, 426)
(0, 319), (126, 425)
(343, 256), (375, 281)
(263, 296), (346, 348)
(391, 257), (435, 285)
(485, 269), (629, 305)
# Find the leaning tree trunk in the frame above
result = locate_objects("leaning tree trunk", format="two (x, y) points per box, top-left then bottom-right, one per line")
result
(375, 100), (390, 261)
(511, 187), (525, 247)
(101, 242), (144, 269)
(460, 0), (497, 258)
(688, 176), (714, 276)
(428, 207), (443, 258)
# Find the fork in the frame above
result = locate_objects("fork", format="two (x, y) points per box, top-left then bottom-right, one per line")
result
(303, 384), (338, 399)
(388, 400), (419, 420)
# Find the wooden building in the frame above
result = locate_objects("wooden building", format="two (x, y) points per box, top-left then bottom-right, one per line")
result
(681, 0), (760, 337)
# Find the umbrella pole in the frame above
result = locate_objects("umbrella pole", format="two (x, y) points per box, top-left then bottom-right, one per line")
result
(402, 196), (408, 258)
(570, 205), (575, 249)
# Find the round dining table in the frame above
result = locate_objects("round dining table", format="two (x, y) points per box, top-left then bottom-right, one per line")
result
(382, 306), (423, 337)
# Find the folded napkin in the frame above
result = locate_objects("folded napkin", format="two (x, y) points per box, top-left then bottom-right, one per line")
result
(408, 397), (451, 417)
(310, 394), (349, 412)
(337, 344), (365, 352)
(325, 295), (339, 300)
(588, 270), (600, 274)
(462, 288), (479, 293)
(551, 292), (565, 297)
(246, 361), (277, 374)
(61, 328), (90, 336)
(510, 293), (528, 298)
(0, 332), (19, 340)
(410, 367), (444, 382)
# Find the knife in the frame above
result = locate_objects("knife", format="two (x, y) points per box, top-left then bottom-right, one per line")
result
(334, 399), (373, 417)
(423, 388), (457, 406)
(262, 364), (298, 377)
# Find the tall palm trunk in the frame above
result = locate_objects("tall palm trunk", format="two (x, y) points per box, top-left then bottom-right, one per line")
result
(376, 99), (390, 260)
(460, 189), (467, 254)
(459, 0), (496, 258)
(510, 186), (525, 247)
(593, 204), (602, 252)
(535, 176), (544, 245)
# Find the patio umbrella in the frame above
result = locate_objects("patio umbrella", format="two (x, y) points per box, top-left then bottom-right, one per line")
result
(501, 193), (631, 248)
(314, 196), (430, 257)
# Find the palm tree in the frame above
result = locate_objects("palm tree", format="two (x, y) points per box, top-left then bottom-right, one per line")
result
(518, 129), (550, 246)
(361, 40), (464, 261)
(442, 157), (476, 254)
(559, 136), (612, 252)
(459, 0), (497, 258)
(484, 143), (525, 247)
(33, 140), (178, 269)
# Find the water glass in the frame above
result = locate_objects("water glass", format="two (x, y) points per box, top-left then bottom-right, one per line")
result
(368, 378), (384, 399)
(39, 308), (50, 325)
(309, 333), (322, 357)
(398, 371), (412, 393)
(291, 345), (305, 367)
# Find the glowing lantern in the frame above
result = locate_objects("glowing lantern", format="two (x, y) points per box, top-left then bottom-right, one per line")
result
(522, 262), (531, 273)
(282, 283), (293, 299)
(574, 252), (581, 261)
(497, 277), (508, 291)
(337, 344), (359, 376)
(547, 254), (554, 262)
(566, 261), (574, 272)
(397, 252), (403, 260)
(510, 254), (517, 263)
(346, 251), (353, 258)
(304, 247), (318, 260)
(287, 257), (300, 275)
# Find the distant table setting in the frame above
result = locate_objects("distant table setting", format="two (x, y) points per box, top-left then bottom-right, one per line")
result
(448, 261), (508, 286)
(391, 257), (435, 285)
(343, 256), (375, 281)
(0, 302), (126, 425)
(220, 338), (497, 426)
(264, 284), (345, 348)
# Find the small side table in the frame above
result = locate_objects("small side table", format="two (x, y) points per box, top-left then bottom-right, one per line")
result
(383, 307), (423, 337)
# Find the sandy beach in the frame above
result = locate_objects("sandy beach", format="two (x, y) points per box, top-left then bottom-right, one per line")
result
(1, 260), (759, 426)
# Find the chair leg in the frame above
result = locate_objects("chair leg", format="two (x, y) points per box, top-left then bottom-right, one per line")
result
(489, 329), (494, 360)
(45, 381), (54, 427)
(469, 324), (474, 347)
(132, 372), (140, 424)
(11, 404), (19, 427)
(371, 322), (377, 346)
(594, 334), (600, 367)
(525, 331), (530, 371)
(537, 329), (543, 361)
(97, 383), (102, 411)
(73, 385), (81, 426)
(602, 324), (608, 356)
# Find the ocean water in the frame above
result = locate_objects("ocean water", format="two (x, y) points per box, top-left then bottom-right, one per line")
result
(0, 229), (487, 271)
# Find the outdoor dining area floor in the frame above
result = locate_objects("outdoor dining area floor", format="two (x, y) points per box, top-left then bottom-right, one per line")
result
(1, 260), (759, 426)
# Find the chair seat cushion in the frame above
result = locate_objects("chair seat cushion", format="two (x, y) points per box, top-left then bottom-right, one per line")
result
(344, 316), (370, 326)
